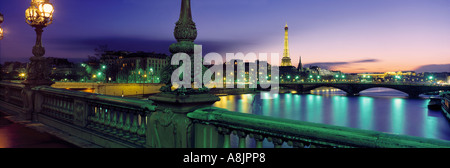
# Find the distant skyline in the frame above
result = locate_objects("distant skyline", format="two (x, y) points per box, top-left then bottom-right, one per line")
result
(0, 0), (449, 73)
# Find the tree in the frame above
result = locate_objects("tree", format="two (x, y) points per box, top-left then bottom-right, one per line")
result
(94, 44), (109, 59)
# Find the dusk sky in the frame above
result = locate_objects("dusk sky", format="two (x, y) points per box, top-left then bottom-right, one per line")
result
(0, 0), (449, 73)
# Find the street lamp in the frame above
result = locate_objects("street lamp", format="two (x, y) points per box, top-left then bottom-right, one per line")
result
(19, 73), (26, 80)
(0, 13), (4, 40)
(23, 0), (55, 86)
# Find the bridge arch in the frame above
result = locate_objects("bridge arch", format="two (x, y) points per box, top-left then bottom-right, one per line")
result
(280, 83), (357, 95)
(303, 84), (353, 94)
(353, 85), (433, 98)
(358, 87), (409, 97)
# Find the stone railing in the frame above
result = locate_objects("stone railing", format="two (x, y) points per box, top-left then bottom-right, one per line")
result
(0, 81), (25, 116)
(442, 92), (450, 120)
(188, 107), (450, 148)
(32, 86), (157, 148)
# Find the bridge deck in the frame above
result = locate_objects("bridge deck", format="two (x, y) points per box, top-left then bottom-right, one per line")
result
(0, 112), (78, 148)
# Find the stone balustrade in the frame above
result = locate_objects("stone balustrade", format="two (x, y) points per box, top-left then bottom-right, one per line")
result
(32, 85), (157, 147)
(0, 82), (25, 116)
(188, 107), (450, 148)
(443, 92), (450, 120)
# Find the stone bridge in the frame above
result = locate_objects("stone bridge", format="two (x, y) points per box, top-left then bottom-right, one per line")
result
(51, 82), (164, 97)
(280, 82), (450, 97)
(2, 81), (450, 148)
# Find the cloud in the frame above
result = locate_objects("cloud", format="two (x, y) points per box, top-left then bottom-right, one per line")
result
(414, 64), (450, 73)
(48, 36), (253, 56)
(304, 62), (350, 69)
(304, 59), (380, 70)
(352, 59), (379, 63)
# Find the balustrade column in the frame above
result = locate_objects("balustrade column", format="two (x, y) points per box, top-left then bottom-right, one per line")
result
(137, 111), (147, 144)
(104, 107), (111, 132)
(94, 106), (101, 128)
(68, 100), (73, 112)
(88, 104), (98, 128)
(98, 106), (105, 130)
(218, 127), (231, 148)
(92, 105), (99, 128)
(122, 109), (131, 138)
(116, 110), (124, 136)
(129, 110), (139, 141)
(273, 138), (283, 148)
(293, 141), (305, 148)
(237, 131), (247, 148)
(253, 134), (264, 148)
(109, 107), (117, 133)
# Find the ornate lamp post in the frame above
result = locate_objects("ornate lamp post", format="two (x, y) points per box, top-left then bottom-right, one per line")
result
(23, 0), (54, 86)
(147, 0), (220, 148)
(0, 13), (4, 40)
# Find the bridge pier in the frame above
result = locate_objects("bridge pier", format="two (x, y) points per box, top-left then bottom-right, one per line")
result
(346, 93), (360, 97)
(408, 93), (420, 98)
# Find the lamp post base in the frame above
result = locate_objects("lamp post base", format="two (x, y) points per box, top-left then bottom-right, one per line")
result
(22, 55), (54, 87)
(146, 92), (219, 148)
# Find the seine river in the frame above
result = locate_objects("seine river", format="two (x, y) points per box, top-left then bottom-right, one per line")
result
(212, 88), (450, 147)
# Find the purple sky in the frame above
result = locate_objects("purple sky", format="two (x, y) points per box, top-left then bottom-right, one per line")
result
(0, 0), (449, 73)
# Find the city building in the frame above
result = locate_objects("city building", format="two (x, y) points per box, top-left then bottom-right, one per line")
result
(47, 57), (79, 81)
(297, 56), (303, 72)
(219, 59), (273, 86)
(302, 66), (346, 82)
(354, 71), (450, 84)
(100, 51), (168, 83)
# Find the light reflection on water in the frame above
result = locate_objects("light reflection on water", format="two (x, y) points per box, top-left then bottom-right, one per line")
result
(212, 88), (450, 147)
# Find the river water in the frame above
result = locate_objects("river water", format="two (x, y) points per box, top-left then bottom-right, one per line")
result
(212, 87), (450, 147)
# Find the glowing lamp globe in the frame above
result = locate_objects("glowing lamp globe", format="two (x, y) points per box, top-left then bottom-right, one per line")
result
(39, 3), (54, 18)
(0, 27), (3, 40)
(25, 6), (39, 24)
(25, 0), (54, 27)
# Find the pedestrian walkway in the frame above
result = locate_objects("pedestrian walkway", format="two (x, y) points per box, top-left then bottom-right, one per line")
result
(0, 112), (78, 148)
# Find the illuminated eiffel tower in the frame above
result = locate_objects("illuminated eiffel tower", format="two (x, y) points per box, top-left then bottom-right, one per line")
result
(281, 23), (292, 67)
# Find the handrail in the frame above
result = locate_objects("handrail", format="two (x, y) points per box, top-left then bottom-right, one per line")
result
(188, 107), (450, 148)
(0, 81), (25, 88)
(0, 81), (25, 109)
(32, 86), (156, 111)
(32, 86), (157, 147)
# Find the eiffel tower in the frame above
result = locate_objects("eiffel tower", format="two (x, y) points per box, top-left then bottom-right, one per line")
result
(281, 23), (293, 67)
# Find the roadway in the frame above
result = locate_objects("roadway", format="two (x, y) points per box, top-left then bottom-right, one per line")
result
(0, 112), (78, 148)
